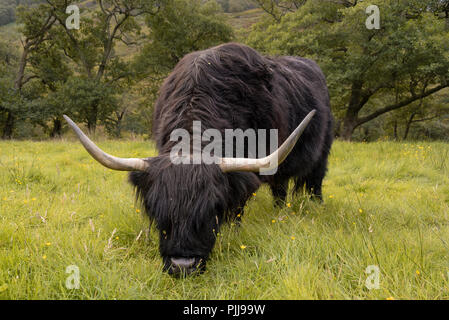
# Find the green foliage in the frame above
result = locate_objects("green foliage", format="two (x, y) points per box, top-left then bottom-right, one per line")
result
(0, 0), (236, 139)
(28, 44), (72, 89)
(248, 0), (449, 140)
(0, 1), (45, 26)
(37, 77), (118, 131)
(1, 0), (448, 141)
(0, 40), (23, 138)
(0, 0), (38, 26)
(0, 2), (15, 26)
(130, 0), (234, 135)
(135, 0), (234, 76)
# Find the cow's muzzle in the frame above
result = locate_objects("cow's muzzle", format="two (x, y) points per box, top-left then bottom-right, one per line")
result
(166, 257), (205, 277)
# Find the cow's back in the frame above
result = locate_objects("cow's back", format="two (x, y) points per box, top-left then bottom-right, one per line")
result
(152, 43), (333, 183)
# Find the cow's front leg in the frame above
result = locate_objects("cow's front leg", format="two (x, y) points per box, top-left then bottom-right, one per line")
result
(270, 179), (289, 207)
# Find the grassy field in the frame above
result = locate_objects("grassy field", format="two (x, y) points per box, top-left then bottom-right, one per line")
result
(0, 139), (449, 299)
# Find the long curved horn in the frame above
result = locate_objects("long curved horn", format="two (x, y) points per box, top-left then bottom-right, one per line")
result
(63, 115), (150, 172)
(218, 110), (316, 173)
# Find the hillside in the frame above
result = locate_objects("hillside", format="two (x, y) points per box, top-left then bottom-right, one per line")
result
(0, 0), (46, 26)
(0, 5), (262, 59)
(226, 7), (264, 40)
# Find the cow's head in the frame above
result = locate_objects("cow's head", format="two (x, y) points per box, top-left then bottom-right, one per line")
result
(127, 157), (261, 276)
(63, 111), (315, 276)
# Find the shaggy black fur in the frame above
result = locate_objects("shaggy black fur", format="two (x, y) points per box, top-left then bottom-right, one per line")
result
(129, 43), (333, 275)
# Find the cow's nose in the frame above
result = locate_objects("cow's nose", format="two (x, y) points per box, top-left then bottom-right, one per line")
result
(166, 257), (207, 276)
(171, 257), (196, 269)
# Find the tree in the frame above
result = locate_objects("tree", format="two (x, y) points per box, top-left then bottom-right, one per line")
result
(134, 0), (234, 77)
(0, 2), (56, 139)
(248, 0), (449, 140)
(252, 0), (307, 22)
(23, 40), (73, 137)
(0, 41), (18, 138)
(1, 0), (232, 139)
(131, 0), (234, 136)
(37, 0), (162, 134)
(0, 0), (47, 27)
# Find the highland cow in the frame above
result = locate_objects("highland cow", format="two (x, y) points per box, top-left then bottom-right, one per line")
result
(64, 43), (333, 276)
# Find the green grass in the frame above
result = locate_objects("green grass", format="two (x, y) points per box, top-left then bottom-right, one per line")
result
(0, 140), (449, 299)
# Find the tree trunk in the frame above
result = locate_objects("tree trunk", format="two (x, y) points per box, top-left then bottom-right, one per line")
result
(333, 119), (342, 138)
(14, 46), (29, 91)
(87, 119), (96, 134)
(341, 121), (355, 141)
(363, 127), (370, 141)
(340, 81), (365, 141)
(341, 113), (358, 141)
(393, 121), (398, 140)
(2, 111), (14, 139)
(403, 113), (416, 140)
(115, 118), (122, 138)
(50, 118), (62, 138)
(114, 111), (125, 138)
(87, 105), (98, 134)
(445, 10), (449, 30)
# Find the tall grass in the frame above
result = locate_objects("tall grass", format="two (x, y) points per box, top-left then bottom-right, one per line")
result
(0, 140), (448, 299)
